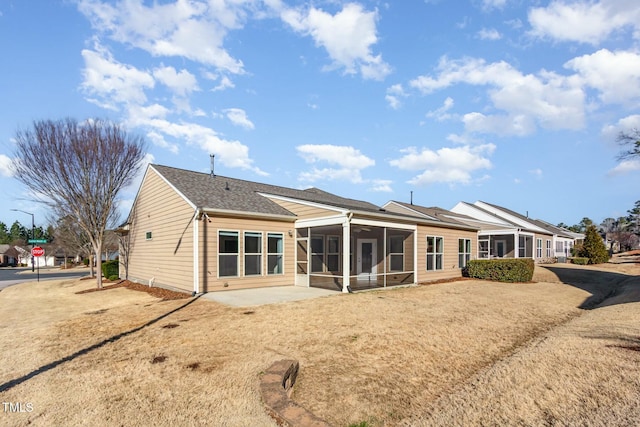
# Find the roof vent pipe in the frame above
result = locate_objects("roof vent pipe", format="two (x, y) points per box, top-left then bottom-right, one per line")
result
(410, 191), (413, 205)
(210, 154), (215, 177)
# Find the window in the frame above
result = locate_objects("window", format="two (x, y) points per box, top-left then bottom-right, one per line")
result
(389, 235), (404, 271)
(145, 231), (152, 240)
(311, 236), (324, 272)
(244, 232), (262, 276)
(219, 231), (239, 277)
(536, 238), (543, 258)
(267, 233), (284, 275)
(426, 236), (443, 271)
(458, 238), (472, 268)
(327, 236), (340, 272)
(556, 241), (564, 253)
(546, 240), (552, 258)
(519, 235), (533, 258)
(478, 239), (489, 259)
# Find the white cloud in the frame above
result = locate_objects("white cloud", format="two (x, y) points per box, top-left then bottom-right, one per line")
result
(153, 65), (199, 96)
(81, 43), (155, 109)
(601, 114), (640, 141)
(426, 97), (455, 121)
(77, 0), (246, 73)
(410, 56), (585, 135)
(389, 144), (495, 186)
(296, 144), (375, 184)
(224, 108), (255, 130)
(482, 0), (507, 10)
(281, 3), (391, 80)
(0, 154), (14, 177)
(529, 168), (543, 178)
(565, 49), (640, 105)
(528, 0), (640, 45)
(477, 28), (501, 40)
(370, 179), (393, 192)
(608, 159), (640, 175)
(385, 84), (407, 109)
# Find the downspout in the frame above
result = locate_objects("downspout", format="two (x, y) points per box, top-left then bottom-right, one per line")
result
(193, 208), (201, 296)
(342, 212), (353, 293)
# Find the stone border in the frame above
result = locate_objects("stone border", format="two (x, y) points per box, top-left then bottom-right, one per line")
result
(260, 359), (331, 426)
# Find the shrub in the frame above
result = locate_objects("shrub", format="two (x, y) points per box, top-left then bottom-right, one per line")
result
(108, 274), (119, 281)
(467, 258), (535, 283)
(83, 258), (90, 266)
(571, 257), (589, 265)
(577, 225), (609, 264)
(101, 260), (119, 279)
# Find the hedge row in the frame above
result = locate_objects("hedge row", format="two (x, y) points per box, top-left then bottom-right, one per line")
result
(466, 258), (535, 283)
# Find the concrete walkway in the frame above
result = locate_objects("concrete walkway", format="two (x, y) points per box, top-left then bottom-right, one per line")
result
(201, 286), (338, 307)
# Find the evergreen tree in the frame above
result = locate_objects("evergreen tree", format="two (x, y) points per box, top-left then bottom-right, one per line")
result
(578, 225), (610, 264)
(0, 222), (9, 244)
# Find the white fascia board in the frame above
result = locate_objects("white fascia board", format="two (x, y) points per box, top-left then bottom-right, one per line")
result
(478, 229), (519, 236)
(296, 215), (347, 228)
(452, 202), (512, 226)
(258, 193), (349, 214)
(352, 217), (417, 231)
(474, 201), (547, 233)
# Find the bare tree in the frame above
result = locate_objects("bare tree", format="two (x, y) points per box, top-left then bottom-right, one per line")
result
(617, 128), (640, 160)
(13, 118), (146, 288)
(52, 214), (92, 269)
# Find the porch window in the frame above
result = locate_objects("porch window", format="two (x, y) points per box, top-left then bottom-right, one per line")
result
(327, 236), (340, 272)
(458, 238), (472, 268)
(244, 232), (262, 276)
(267, 233), (284, 275)
(546, 240), (552, 258)
(426, 236), (443, 271)
(478, 239), (489, 259)
(519, 235), (533, 258)
(555, 241), (563, 253)
(311, 236), (324, 272)
(219, 231), (239, 277)
(536, 238), (543, 258)
(388, 235), (404, 271)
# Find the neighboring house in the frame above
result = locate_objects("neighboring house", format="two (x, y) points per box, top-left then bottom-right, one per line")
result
(532, 219), (584, 259)
(0, 245), (20, 267)
(450, 201), (557, 262)
(121, 164), (479, 294)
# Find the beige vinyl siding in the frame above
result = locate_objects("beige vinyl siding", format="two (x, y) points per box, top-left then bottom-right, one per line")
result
(127, 169), (195, 293)
(416, 225), (476, 282)
(199, 215), (295, 292)
(267, 198), (340, 220)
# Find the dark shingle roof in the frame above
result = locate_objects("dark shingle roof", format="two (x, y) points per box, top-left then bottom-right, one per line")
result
(385, 201), (478, 230)
(152, 164), (383, 217)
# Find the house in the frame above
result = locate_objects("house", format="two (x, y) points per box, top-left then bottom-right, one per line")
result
(120, 164), (478, 294)
(449, 201), (579, 262)
(0, 245), (19, 267)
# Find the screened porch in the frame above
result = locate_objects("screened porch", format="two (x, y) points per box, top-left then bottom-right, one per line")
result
(295, 225), (415, 292)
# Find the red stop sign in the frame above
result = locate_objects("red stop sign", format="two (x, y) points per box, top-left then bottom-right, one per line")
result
(31, 246), (45, 257)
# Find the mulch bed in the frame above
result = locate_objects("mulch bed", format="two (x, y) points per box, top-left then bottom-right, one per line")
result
(76, 279), (191, 301)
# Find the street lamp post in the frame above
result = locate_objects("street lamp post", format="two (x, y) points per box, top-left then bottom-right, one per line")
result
(10, 209), (35, 272)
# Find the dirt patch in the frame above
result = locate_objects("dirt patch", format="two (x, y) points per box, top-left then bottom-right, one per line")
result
(76, 280), (191, 301)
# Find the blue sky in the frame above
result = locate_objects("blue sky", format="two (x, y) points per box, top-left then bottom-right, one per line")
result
(1, 0), (639, 232)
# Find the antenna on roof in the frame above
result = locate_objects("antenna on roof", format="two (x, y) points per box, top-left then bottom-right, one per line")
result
(210, 154), (215, 177)
(410, 191), (413, 205)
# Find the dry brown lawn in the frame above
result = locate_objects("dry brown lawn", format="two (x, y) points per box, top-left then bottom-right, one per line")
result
(0, 260), (638, 426)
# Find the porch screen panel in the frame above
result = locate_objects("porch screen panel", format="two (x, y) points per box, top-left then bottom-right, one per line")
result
(389, 235), (404, 271)
(327, 236), (340, 272)
(296, 239), (308, 274)
(267, 233), (284, 275)
(244, 232), (262, 276)
(478, 239), (489, 258)
(219, 231), (238, 277)
(311, 236), (324, 272)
